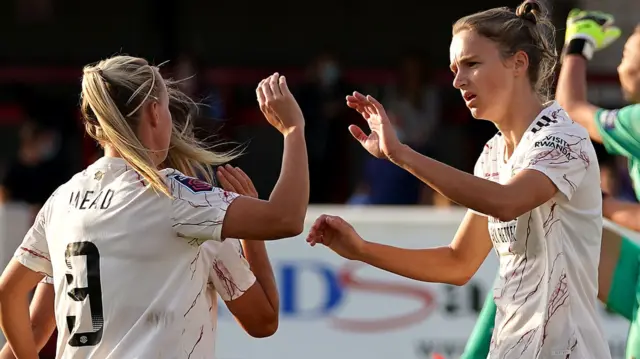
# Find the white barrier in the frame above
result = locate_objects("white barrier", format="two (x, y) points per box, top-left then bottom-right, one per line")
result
(0, 203), (35, 348)
(216, 206), (632, 359)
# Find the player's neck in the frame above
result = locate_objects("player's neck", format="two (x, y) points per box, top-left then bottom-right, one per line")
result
(494, 92), (543, 158)
(102, 144), (164, 168)
(103, 145), (123, 159)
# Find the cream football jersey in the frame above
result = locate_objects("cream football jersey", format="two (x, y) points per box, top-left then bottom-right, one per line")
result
(473, 102), (610, 359)
(200, 238), (256, 357)
(14, 156), (239, 359)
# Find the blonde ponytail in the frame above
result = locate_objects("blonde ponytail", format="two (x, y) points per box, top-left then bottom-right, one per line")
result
(80, 55), (241, 197)
(162, 83), (242, 182)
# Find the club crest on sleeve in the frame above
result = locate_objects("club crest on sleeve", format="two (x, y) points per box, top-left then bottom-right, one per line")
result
(172, 174), (214, 193)
(599, 109), (618, 130)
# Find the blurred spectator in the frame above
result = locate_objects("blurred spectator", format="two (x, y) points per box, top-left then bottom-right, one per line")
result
(595, 143), (637, 202)
(601, 159), (619, 197)
(296, 53), (352, 203)
(384, 55), (441, 153)
(613, 157), (638, 202)
(600, 156), (637, 202)
(173, 53), (227, 122)
(171, 54), (243, 161)
(349, 56), (443, 205)
(0, 101), (73, 215)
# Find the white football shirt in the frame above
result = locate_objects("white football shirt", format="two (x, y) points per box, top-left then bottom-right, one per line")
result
(200, 239), (256, 357)
(34, 239), (256, 359)
(14, 156), (239, 359)
(473, 102), (610, 359)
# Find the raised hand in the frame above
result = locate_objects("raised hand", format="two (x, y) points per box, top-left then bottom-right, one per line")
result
(256, 73), (305, 136)
(306, 214), (366, 260)
(346, 91), (403, 160)
(216, 165), (259, 199)
(564, 9), (621, 60)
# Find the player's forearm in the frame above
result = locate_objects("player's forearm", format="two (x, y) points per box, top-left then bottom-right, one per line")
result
(268, 128), (309, 233)
(356, 241), (473, 286)
(603, 197), (640, 231)
(28, 286), (56, 351)
(555, 56), (604, 142)
(241, 240), (279, 314)
(0, 294), (39, 359)
(391, 145), (514, 220)
(557, 56), (589, 110)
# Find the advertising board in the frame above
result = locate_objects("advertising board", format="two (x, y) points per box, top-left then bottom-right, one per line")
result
(216, 206), (631, 359)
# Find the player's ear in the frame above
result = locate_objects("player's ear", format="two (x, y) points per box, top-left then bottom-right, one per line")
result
(147, 101), (161, 128)
(139, 100), (160, 129)
(511, 50), (529, 78)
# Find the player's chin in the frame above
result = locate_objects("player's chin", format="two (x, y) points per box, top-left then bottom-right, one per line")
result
(467, 107), (483, 119)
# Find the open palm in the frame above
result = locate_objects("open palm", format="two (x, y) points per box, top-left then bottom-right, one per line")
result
(346, 92), (402, 160)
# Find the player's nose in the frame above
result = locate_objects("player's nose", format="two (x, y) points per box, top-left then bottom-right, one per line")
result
(452, 71), (467, 89)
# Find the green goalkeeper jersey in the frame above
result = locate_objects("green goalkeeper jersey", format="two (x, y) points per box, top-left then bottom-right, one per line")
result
(594, 104), (640, 199)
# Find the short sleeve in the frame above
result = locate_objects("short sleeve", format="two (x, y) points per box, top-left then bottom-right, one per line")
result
(520, 129), (592, 201)
(594, 105), (640, 158)
(13, 202), (52, 277)
(469, 142), (493, 216)
(205, 239), (256, 301)
(169, 173), (239, 244)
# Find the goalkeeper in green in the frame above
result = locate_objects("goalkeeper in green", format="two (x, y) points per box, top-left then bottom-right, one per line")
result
(462, 9), (640, 359)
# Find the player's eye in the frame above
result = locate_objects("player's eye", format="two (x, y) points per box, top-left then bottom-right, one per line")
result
(468, 62), (480, 68)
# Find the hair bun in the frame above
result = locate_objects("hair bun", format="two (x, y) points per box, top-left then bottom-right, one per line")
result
(516, 0), (540, 24)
